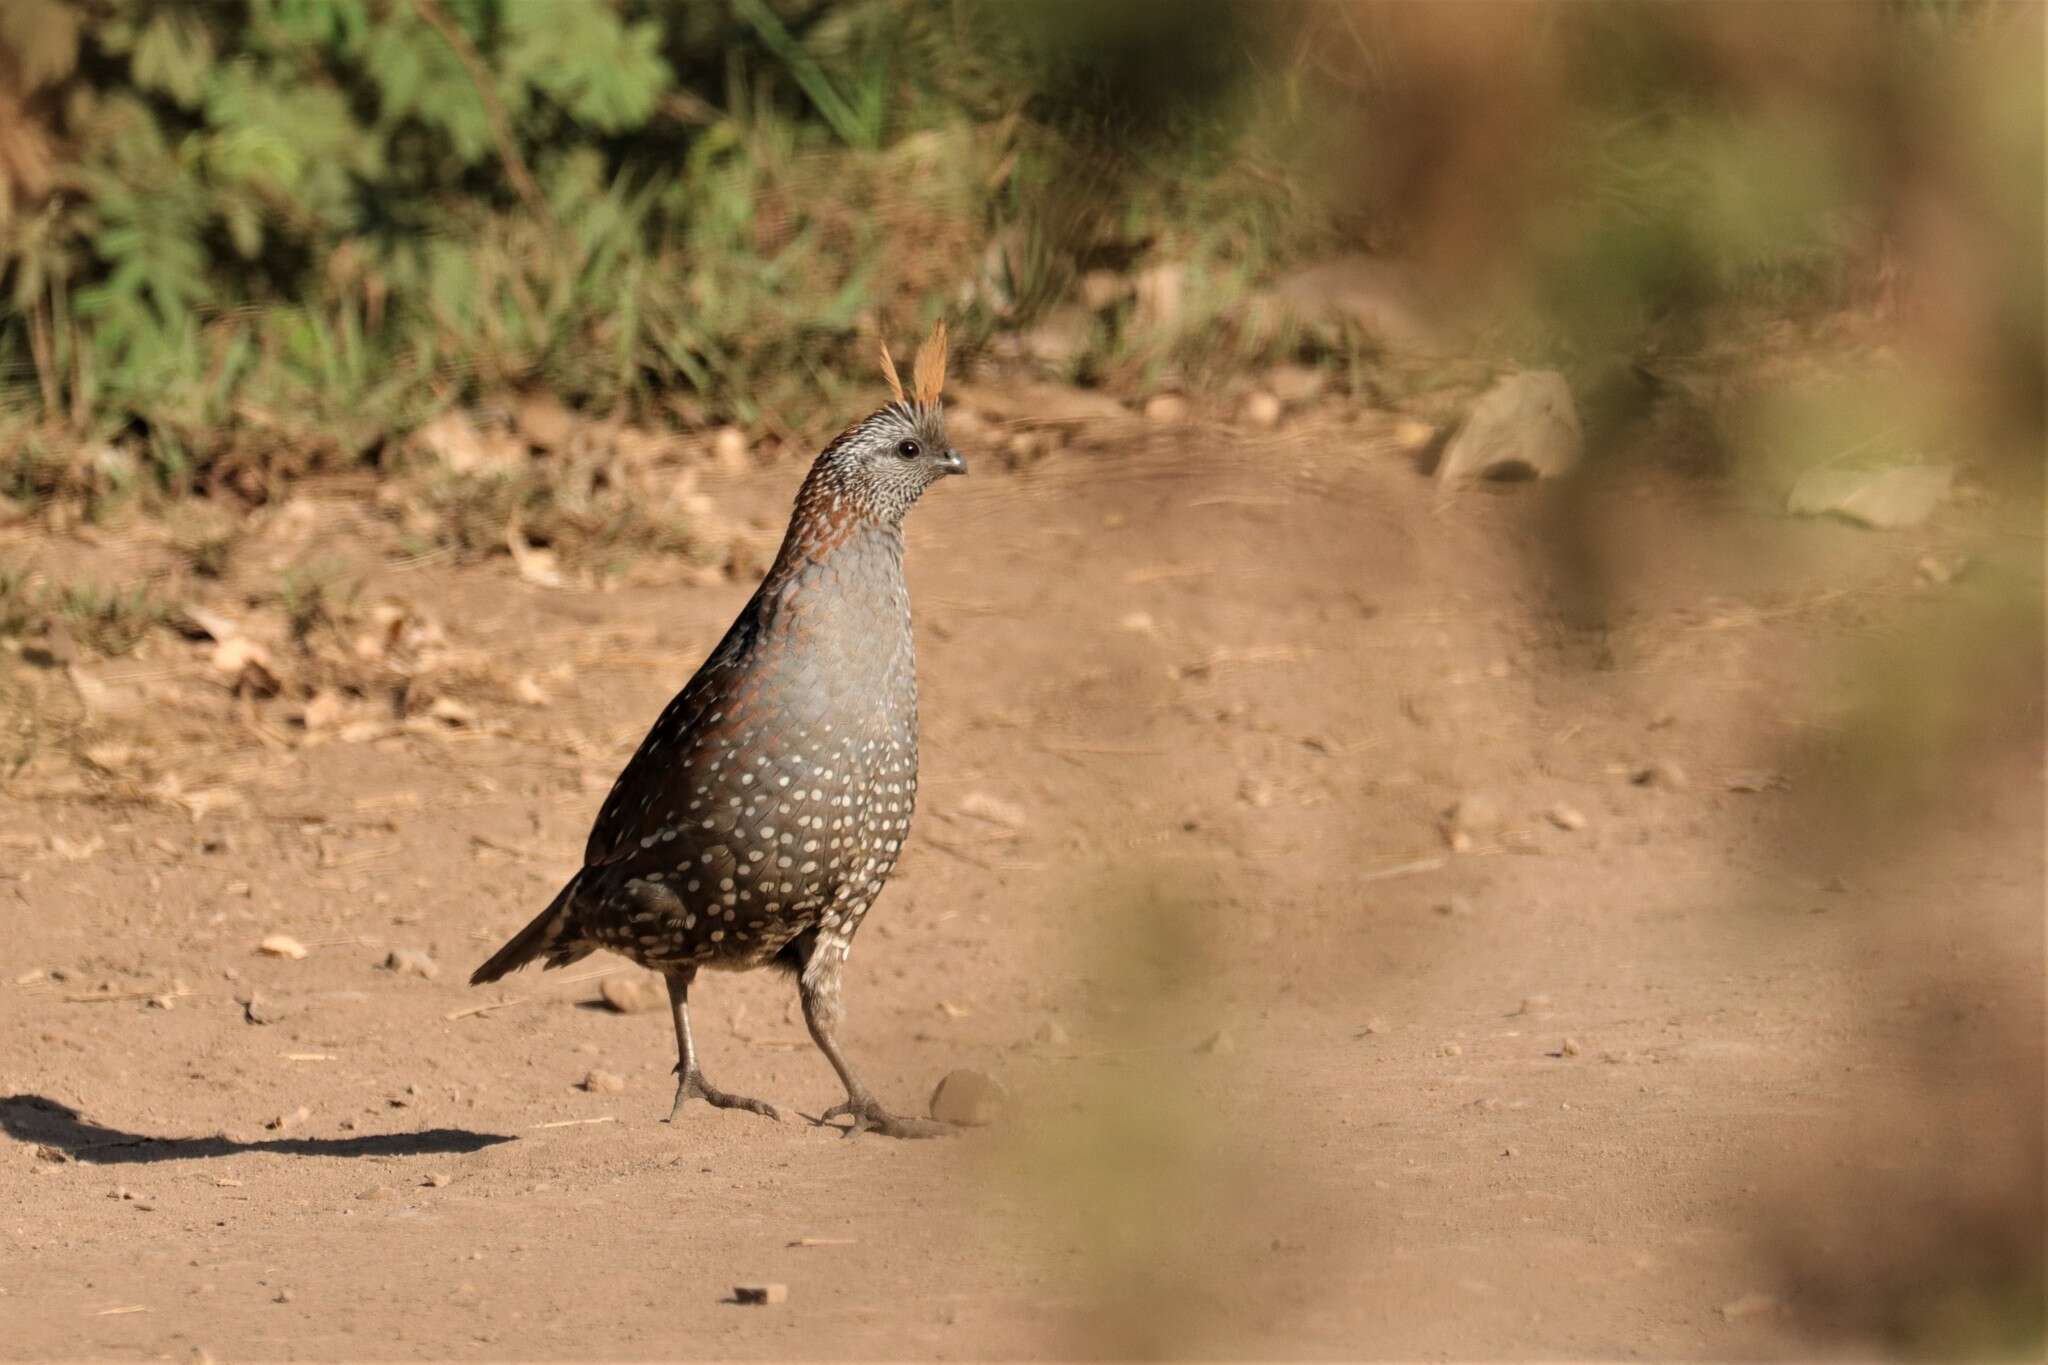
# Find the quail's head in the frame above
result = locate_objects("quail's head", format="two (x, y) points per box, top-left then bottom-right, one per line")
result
(813, 321), (966, 522)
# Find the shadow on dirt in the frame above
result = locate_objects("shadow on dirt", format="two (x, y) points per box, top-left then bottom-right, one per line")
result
(0, 1095), (515, 1164)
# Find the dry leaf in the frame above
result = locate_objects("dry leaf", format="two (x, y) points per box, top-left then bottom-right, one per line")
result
(156, 783), (242, 821)
(506, 518), (562, 588)
(65, 665), (143, 718)
(81, 743), (135, 772)
(178, 605), (241, 643)
(958, 791), (1027, 830)
(210, 637), (281, 697)
(416, 410), (524, 476)
(48, 834), (104, 861)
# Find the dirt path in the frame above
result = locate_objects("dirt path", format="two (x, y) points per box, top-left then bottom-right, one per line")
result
(2, 421), (2040, 1359)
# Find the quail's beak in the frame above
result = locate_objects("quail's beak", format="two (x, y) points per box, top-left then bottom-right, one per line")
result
(936, 448), (967, 476)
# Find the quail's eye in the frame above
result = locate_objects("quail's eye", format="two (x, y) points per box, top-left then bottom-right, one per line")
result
(896, 439), (921, 460)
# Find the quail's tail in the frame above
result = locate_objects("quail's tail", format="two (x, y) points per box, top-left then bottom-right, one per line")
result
(470, 873), (589, 986)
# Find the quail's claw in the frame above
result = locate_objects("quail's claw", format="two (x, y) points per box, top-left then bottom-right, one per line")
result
(819, 1095), (949, 1139)
(668, 1066), (780, 1123)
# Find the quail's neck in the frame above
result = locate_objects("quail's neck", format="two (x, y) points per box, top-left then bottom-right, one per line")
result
(776, 497), (898, 557)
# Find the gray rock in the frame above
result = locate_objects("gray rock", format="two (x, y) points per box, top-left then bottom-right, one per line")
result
(1437, 372), (1582, 483)
(1787, 464), (1952, 529)
(928, 1069), (1006, 1126)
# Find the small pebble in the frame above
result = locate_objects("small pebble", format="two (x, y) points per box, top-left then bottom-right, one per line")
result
(1267, 363), (1325, 403)
(1441, 1042), (1464, 1057)
(257, 934), (307, 960)
(423, 1173), (452, 1188)
(1143, 393), (1189, 423)
(711, 426), (750, 470)
(1916, 554), (1966, 585)
(1631, 761), (1689, 790)
(1435, 896), (1473, 917)
(1560, 1037), (1583, 1057)
(1393, 418), (1435, 449)
(384, 948), (438, 980)
(1443, 794), (1501, 850)
(599, 975), (661, 1014)
(1546, 804), (1587, 832)
(733, 1284), (789, 1306)
(1518, 994), (1554, 1015)
(580, 1070), (626, 1095)
(1242, 391), (1283, 428)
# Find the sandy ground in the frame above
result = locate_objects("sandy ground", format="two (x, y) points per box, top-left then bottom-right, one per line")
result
(1, 412), (2041, 1360)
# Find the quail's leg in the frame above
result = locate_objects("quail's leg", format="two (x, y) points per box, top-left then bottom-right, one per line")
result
(664, 969), (779, 1122)
(800, 950), (947, 1139)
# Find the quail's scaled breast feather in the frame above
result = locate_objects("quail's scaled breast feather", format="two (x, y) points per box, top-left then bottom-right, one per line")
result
(470, 322), (966, 1138)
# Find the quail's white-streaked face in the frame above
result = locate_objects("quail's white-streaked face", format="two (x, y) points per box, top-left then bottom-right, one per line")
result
(818, 401), (966, 523)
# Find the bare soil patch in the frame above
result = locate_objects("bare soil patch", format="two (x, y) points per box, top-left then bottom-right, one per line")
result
(2, 411), (2039, 1359)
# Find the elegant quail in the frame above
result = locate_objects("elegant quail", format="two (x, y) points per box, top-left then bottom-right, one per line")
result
(471, 323), (965, 1138)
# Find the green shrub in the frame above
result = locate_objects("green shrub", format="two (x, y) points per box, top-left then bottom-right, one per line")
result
(0, 0), (1021, 495)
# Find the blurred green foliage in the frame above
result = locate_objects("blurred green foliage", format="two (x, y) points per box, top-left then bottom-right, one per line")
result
(0, 0), (2034, 511)
(0, 0), (1317, 502)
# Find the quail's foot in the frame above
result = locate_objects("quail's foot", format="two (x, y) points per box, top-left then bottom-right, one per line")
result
(668, 1066), (780, 1123)
(819, 1093), (949, 1139)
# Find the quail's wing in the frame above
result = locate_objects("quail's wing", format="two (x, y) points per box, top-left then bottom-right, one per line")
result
(582, 609), (754, 869)
(581, 609), (831, 875)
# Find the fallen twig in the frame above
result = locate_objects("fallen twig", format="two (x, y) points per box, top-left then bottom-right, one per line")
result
(1358, 855), (1448, 884)
(446, 997), (526, 1021)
